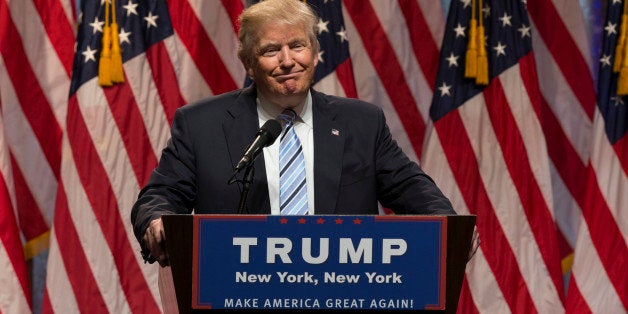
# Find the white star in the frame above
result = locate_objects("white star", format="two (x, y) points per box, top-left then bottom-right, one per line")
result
(123, 0), (139, 16)
(460, 0), (471, 9)
(317, 19), (329, 34)
(144, 12), (159, 28)
(318, 50), (325, 63)
(89, 17), (104, 34)
(482, 5), (491, 18)
(336, 26), (348, 43)
(438, 81), (452, 97)
(453, 23), (466, 38)
(82, 46), (97, 63)
(600, 54), (612, 67)
(493, 41), (507, 56)
(518, 24), (531, 38)
(446, 53), (459, 67)
(119, 28), (132, 44)
(605, 22), (618, 36)
(499, 13), (512, 27)
(611, 96), (625, 106)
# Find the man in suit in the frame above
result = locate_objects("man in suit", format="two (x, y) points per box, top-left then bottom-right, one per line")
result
(132, 0), (455, 267)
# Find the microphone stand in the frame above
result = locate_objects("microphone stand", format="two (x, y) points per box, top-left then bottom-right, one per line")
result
(235, 164), (254, 214)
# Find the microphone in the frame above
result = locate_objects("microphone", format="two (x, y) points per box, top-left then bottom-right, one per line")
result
(233, 119), (283, 173)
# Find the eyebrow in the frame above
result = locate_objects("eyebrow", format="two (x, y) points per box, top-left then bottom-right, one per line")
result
(258, 38), (309, 50)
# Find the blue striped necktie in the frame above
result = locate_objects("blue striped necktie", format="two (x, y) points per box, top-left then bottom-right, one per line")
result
(277, 109), (308, 215)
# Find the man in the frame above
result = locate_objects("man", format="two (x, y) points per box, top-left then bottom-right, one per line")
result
(131, 0), (455, 267)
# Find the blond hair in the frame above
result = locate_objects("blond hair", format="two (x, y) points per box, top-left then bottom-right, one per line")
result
(237, 0), (320, 67)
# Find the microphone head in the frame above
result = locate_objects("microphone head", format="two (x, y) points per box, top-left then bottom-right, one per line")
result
(260, 119), (282, 145)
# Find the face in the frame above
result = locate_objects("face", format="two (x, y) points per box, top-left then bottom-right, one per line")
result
(247, 22), (318, 109)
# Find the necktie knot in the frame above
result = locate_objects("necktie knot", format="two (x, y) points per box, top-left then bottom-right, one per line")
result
(278, 109), (297, 128)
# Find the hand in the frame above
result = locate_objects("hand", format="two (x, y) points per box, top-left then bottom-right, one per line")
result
(468, 226), (480, 261)
(143, 218), (170, 267)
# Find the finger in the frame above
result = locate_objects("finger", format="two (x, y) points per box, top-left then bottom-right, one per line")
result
(147, 229), (165, 260)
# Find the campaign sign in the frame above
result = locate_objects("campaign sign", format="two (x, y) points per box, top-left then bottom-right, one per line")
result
(192, 215), (446, 310)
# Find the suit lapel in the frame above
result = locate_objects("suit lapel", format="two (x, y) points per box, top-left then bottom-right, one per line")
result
(224, 87), (271, 214)
(312, 91), (344, 214)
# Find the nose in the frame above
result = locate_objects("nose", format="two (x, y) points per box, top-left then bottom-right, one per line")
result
(278, 46), (295, 68)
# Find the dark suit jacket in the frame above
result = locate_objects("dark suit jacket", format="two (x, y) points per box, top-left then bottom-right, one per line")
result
(131, 86), (454, 243)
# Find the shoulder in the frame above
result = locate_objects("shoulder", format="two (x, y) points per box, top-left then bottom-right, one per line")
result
(312, 89), (383, 117)
(179, 88), (249, 115)
(172, 87), (256, 126)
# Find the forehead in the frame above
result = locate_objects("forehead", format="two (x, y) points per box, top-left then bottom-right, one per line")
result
(256, 22), (309, 45)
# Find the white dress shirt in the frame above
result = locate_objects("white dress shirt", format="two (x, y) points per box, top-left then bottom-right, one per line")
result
(257, 92), (315, 215)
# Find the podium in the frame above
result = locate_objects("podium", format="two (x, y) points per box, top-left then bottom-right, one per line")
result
(163, 214), (475, 313)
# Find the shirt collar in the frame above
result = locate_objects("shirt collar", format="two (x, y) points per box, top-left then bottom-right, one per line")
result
(257, 91), (313, 127)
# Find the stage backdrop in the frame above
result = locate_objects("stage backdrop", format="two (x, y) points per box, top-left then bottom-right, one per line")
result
(0, 0), (625, 313)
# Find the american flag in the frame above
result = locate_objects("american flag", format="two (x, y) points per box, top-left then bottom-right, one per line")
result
(565, 0), (628, 311)
(0, 0), (625, 313)
(0, 0), (75, 312)
(428, 0), (566, 311)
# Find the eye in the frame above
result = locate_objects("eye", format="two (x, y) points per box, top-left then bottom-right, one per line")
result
(291, 42), (307, 51)
(260, 46), (279, 57)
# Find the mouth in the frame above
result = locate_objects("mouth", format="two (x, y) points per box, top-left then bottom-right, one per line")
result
(274, 72), (301, 81)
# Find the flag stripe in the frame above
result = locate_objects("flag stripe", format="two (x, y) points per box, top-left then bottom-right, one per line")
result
(457, 278), (481, 314)
(66, 95), (161, 313)
(569, 218), (624, 312)
(435, 110), (537, 312)
(565, 275), (592, 313)
(123, 53), (174, 164)
(6, 0), (71, 126)
(483, 67), (564, 298)
(144, 41), (187, 126)
(463, 249), (509, 313)
(10, 154), (49, 241)
(527, 0), (596, 118)
(220, 0), (244, 33)
(102, 83), (159, 187)
(340, 2), (419, 163)
(187, 1), (246, 89)
(398, 0), (439, 91)
(581, 164), (628, 308)
(31, 0), (75, 76)
(51, 183), (109, 313)
(539, 96), (587, 202)
(0, 167), (31, 312)
(334, 59), (358, 98)
(519, 52), (576, 261)
(43, 229), (81, 314)
(532, 30), (627, 307)
(343, 0), (426, 157)
(458, 78), (562, 311)
(0, 0), (62, 179)
(167, 0), (239, 95)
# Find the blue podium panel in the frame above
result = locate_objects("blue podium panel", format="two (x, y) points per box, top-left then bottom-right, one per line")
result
(192, 215), (446, 310)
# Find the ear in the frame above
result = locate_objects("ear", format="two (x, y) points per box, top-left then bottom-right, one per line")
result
(247, 67), (255, 79)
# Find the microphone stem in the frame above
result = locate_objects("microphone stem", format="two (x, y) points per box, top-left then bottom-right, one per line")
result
(237, 164), (255, 214)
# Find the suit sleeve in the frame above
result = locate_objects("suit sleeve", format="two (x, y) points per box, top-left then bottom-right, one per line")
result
(373, 108), (456, 215)
(130, 108), (198, 247)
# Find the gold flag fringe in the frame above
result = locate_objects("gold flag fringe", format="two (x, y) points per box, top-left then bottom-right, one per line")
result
(475, 0), (489, 85)
(465, 0), (478, 79)
(618, 0), (628, 95)
(99, 0), (124, 86)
